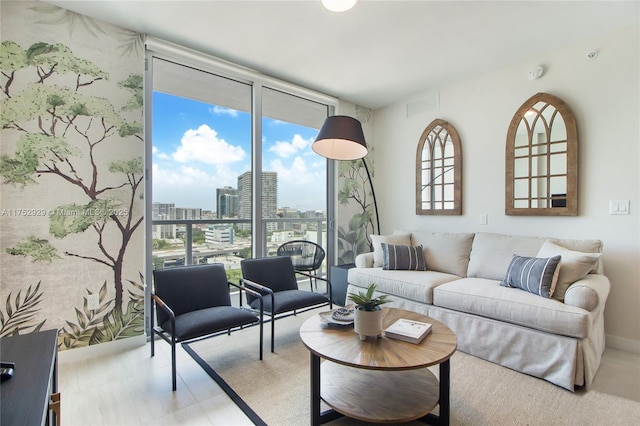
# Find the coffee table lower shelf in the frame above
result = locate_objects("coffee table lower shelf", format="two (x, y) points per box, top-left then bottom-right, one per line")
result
(319, 361), (441, 424)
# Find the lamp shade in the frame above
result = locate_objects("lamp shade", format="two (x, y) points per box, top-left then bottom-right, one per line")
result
(312, 115), (368, 160)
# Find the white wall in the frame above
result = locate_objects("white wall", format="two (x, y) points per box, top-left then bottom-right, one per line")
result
(372, 24), (639, 350)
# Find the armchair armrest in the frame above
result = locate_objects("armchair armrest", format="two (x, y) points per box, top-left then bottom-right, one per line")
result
(150, 292), (177, 343)
(355, 252), (374, 268)
(152, 293), (176, 321)
(564, 274), (610, 312)
(231, 280), (264, 320)
(229, 280), (261, 298)
(239, 277), (273, 314)
(240, 278), (275, 296)
(295, 271), (333, 305)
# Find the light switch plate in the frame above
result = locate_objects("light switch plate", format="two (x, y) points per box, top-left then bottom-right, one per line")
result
(609, 200), (630, 215)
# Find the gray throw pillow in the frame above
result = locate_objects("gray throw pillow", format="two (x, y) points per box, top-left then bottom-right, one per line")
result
(381, 243), (427, 271)
(500, 255), (561, 298)
(370, 233), (412, 267)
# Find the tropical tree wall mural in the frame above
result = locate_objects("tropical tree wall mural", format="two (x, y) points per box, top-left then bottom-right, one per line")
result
(336, 106), (377, 265)
(0, 2), (144, 350)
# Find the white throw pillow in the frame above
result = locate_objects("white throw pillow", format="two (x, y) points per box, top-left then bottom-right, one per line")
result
(537, 240), (601, 301)
(370, 233), (411, 267)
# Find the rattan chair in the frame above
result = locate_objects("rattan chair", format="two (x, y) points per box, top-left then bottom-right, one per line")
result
(276, 240), (326, 291)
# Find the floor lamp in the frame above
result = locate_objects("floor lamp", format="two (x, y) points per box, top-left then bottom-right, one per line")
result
(311, 115), (380, 235)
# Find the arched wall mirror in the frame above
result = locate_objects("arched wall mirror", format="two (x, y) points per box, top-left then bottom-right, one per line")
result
(416, 119), (462, 215)
(506, 93), (578, 216)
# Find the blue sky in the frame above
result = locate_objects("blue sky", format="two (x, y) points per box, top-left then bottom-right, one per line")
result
(152, 92), (326, 212)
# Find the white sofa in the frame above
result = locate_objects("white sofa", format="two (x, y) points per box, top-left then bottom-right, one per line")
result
(347, 231), (609, 391)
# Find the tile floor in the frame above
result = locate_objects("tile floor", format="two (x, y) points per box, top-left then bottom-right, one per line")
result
(59, 340), (252, 425)
(58, 340), (640, 426)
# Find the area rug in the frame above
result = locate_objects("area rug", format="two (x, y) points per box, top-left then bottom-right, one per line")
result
(183, 309), (640, 425)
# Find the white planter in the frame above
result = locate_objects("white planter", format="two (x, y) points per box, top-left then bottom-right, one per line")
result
(354, 308), (384, 340)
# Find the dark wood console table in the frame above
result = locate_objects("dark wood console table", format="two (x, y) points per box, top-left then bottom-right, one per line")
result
(0, 329), (59, 426)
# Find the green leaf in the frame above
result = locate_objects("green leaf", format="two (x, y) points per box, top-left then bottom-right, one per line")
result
(1, 41), (28, 72)
(5, 235), (61, 262)
(0, 281), (46, 337)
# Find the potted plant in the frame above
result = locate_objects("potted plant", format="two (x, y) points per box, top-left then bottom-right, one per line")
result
(347, 284), (390, 340)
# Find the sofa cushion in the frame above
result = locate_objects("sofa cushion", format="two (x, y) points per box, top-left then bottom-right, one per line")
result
(406, 231), (474, 277)
(348, 267), (459, 304)
(370, 233), (412, 267)
(381, 243), (427, 271)
(548, 238), (603, 274)
(467, 233), (604, 281)
(500, 255), (561, 298)
(467, 233), (548, 280)
(537, 240), (602, 301)
(433, 278), (591, 339)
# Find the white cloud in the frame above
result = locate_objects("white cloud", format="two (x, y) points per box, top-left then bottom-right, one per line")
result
(153, 145), (171, 160)
(270, 156), (314, 186)
(269, 134), (312, 158)
(172, 124), (245, 165)
(153, 128), (326, 211)
(152, 162), (241, 210)
(210, 106), (239, 117)
(269, 156), (326, 210)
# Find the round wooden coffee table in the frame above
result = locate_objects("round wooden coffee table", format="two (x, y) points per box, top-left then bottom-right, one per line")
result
(300, 307), (457, 425)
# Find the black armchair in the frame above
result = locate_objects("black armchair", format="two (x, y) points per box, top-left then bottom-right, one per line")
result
(151, 263), (263, 391)
(240, 256), (332, 353)
(276, 240), (326, 291)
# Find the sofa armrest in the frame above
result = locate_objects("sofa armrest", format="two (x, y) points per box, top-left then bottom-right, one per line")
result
(355, 252), (374, 268)
(563, 273), (610, 312)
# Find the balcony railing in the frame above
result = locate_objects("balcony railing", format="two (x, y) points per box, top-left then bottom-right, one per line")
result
(151, 218), (326, 269)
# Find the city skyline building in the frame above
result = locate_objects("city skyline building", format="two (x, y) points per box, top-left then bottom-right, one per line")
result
(172, 207), (202, 220)
(237, 171), (278, 231)
(152, 202), (175, 220)
(216, 186), (239, 219)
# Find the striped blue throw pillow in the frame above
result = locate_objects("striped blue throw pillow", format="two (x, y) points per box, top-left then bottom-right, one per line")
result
(500, 255), (561, 298)
(381, 243), (427, 271)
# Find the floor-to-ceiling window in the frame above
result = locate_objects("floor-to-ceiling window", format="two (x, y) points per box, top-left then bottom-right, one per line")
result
(260, 87), (329, 261)
(145, 45), (333, 293)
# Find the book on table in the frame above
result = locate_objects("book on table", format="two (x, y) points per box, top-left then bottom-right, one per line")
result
(384, 318), (432, 344)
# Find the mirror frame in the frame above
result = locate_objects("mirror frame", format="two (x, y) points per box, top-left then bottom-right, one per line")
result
(505, 92), (578, 216)
(416, 119), (462, 215)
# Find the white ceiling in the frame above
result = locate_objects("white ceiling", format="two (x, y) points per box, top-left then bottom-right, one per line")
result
(43, 0), (639, 110)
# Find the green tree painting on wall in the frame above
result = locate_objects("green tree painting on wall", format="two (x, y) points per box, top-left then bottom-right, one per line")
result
(336, 159), (377, 264)
(0, 40), (144, 348)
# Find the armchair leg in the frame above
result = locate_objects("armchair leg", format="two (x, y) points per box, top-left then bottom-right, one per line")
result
(171, 338), (177, 391)
(271, 316), (275, 353)
(150, 298), (155, 357)
(259, 321), (264, 360)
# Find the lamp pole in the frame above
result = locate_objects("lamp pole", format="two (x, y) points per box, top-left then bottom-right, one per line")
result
(361, 157), (380, 236)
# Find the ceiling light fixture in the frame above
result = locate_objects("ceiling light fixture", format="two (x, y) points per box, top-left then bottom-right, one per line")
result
(322, 0), (358, 12)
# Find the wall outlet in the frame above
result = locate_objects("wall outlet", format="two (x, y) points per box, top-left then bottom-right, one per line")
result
(87, 294), (99, 310)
